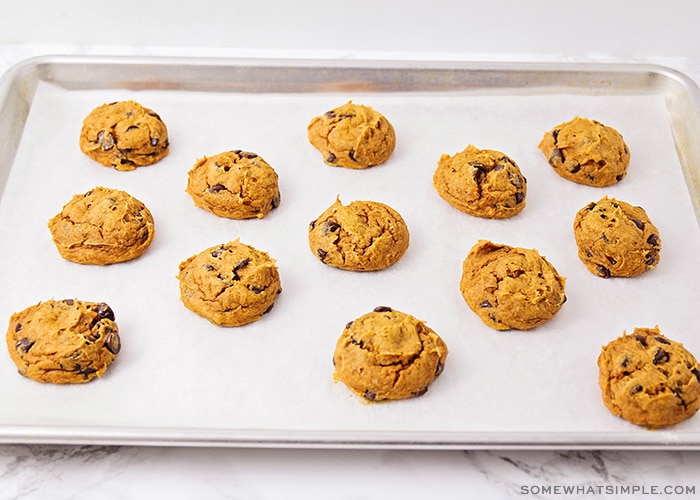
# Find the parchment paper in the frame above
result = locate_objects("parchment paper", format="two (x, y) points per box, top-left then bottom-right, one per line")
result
(1, 79), (699, 444)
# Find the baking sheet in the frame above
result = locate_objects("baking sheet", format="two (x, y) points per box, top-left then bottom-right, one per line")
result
(1, 56), (700, 449)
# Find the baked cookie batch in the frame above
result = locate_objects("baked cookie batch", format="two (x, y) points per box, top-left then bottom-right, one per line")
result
(4, 99), (698, 430)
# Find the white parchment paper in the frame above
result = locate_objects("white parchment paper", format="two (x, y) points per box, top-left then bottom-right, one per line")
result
(1, 79), (699, 444)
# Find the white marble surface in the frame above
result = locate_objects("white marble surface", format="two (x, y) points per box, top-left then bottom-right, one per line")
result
(2, 1), (700, 498)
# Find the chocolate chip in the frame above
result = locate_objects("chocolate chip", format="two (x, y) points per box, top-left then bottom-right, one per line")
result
(363, 390), (377, 401)
(647, 234), (660, 246)
(147, 111), (162, 121)
(263, 303), (275, 314)
(606, 256), (617, 265)
(634, 334), (648, 347)
(655, 336), (671, 345)
(317, 248), (327, 260)
(63, 298), (75, 306)
(552, 129), (560, 141)
(322, 221), (340, 233)
(14, 323), (21, 332)
(234, 258), (251, 272)
(692, 368), (700, 382)
(515, 192), (525, 204)
(208, 184), (226, 193)
(104, 331), (121, 355)
(435, 360), (445, 377)
(211, 249), (223, 258)
(645, 252), (658, 266)
(412, 387), (429, 397)
(348, 149), (357, 162)
(150, 138), (159, 146)
(15, 338), (34, 353)
(309, 219), (317, 229)
(97, 131), (115, 151)
(621, 356), (630, 368)
(630, 218), (645, 231)
(345, 321), (353, 329)
(471, 164), (485, 184)
(271, 196), (280, 209)
(549, 148), (564, 164)
(630, 384), (643, 395)
(247, 285), (265, 294)
(569, 162), (581, 174)
(479, 301), (493, 308)
(326, 152), (337, 163)
(95, 303), (115, 321)
(653, 348), (670, 365)
(324, 111), (336, 119)
(373, 306), (393, 312)
(349, 337), (365, 348)
(596, 265), (611, 278)
(238, 151), (258, 159)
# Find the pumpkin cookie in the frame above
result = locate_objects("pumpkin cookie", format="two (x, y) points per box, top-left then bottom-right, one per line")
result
(308, 197), (409, 271)
(177, 239), (281, 326)
(433, 145), (527, 218)
(186, 150), (280, 219)
(79, 100), (169, 170)
(460, 240), (566, 331)
(307, 101), (396, 169)
(5, 299), (121, 384)
(538, 116), (630, 187)
(333, 306), (448, 401)
(598, 326), (700, 428)
(573, 196), (661, 278)
(48, 186), (155, 265)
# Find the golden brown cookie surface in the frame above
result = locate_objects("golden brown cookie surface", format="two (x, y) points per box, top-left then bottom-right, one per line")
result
(79, 100), (169, 170)
(333, 306), (448, 401)
(48, 186), (155, 265)
(5, 299), (121, 384)
(186, 150), (280, 219)
(308, 197), (409, 271)
(177, 239), (281, 327)
(598, 326), (700, 428)
(573, 196), (661, 278)
(307, 101), (396, 169)
(433, 145), (527, 219)
(538, 116), (630, 187)
(460, 240), (566, 331)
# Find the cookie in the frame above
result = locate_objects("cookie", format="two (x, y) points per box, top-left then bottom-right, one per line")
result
(538, 116), (630, 187)
(598, 326), (700, 428)
(48, 186), (155, 265)
(307, 101), (396, 169)
(79, 100), (169, 170)
(333, 306), (448, 401)
(573, 196), (661, 278)
(177, 239), (281, 327)
(5, 299), (121, 384)
(186, 150), (281, 219)
(433, 145), (527, 219)
(460, 240), (566, 331)
(308, 197), (409, 271)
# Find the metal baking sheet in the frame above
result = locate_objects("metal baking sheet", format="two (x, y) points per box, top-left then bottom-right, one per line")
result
(1, 55), (700, 449)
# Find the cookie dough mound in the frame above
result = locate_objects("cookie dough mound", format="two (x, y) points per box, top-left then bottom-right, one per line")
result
(6, 299), (121, 384)
(48, 186), (155, 265)
(598, 326), (700, 428)
(460, 240), (566, 331)
(308, 197), (409, 271)
(433, 145), (527, 219)
(177, 239), (281, 327)
(574, 196), (661, 278)
(307, 101), (396, 169)
(333, 306), (448, 401)
(79, 100), (169, 170)
(186, 150), (281, 219)
(538, 116), (630, 187)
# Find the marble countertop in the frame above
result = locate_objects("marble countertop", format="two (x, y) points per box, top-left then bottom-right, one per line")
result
(2, 2), (700, 497)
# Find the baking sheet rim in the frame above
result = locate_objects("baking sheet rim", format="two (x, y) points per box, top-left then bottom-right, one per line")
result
(1, 55), (700, 450)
